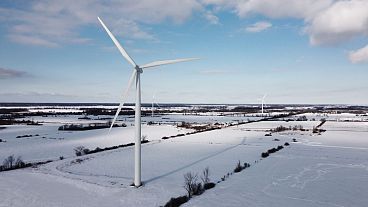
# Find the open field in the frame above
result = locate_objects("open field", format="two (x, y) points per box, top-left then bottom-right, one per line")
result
(1, 104), (368, 206)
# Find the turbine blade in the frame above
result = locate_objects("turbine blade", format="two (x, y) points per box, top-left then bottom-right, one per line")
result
(109, 70), (137, 132)
(141, 58), (199, 69)
(98, 17), (137, 67)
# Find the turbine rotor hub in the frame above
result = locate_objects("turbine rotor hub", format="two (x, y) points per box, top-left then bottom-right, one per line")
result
(135, 66), (143, 73)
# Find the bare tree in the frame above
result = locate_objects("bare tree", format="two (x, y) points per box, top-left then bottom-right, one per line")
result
(3, 155), (15, 169)
(183, 172), (198, 198)
(15, 156), (25, 168)
(201, 167), (210, 184)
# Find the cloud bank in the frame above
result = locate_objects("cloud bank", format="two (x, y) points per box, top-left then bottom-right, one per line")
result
(1, 0), (367, 63)
(0, 68), (27, 79)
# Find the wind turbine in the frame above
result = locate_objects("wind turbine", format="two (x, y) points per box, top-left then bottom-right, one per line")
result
(261, 94), (267, 116)
(98, 17), (198, 187)
(151, 93), (160, 117)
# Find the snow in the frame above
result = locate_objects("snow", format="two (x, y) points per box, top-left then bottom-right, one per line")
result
(187, 145), (368, 207)
(185, 121), (368, 207)
(1, 114), (368, 207)
(0, 123), (192, 162)
(293, 112), (368, 122)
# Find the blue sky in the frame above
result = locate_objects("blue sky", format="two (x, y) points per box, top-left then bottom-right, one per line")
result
(0, 0), (367, 104)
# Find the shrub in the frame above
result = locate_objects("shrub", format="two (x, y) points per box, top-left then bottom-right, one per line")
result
(141, 139), (149, 144)
(292, 138), (297, 142)
(265, 133), (272, 136)
(201, 167), (210, 184)
(164, 195), (188, 207)
(0, 139), (3, 142)
(203, 182), (216, 190)
(277, 145), (284, 150)
(234, 160), (243, 173)
(59, 156), (64, 160)
(267, 148), (277, 154)
(83, 148), (90, 154)
(261, 152), (269, 158)
(141, 135), (147, 142)
(192, 183), (203, 196)
(313, 127), (326, 134)
(292, 125), (304, 131)
(284, 142), (290, 146)
(93, 147), (102, 153)
(74, 146), (86, 156)
(272, 125), (289, 132)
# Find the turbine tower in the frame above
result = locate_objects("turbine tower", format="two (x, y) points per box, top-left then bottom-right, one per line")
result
(152, 95), (155, 117)
(98, 17), (198, 187)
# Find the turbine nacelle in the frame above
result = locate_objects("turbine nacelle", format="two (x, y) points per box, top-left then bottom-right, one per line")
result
(135, 66), (143, 73)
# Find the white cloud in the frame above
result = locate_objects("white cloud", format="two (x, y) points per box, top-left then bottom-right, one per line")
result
(204, 0), (368, 46)
(8, 34), (59, 48)
(306, 0), (368, 45)
(349, 44), (368, 63)
(202, 0), (368, 63)
(204, 11), (220, 25)
(236, 0), (333, 20)
(245, 21), (272, 33)
(0, 0), (202, 47)
(111, 19), (155, 40)
(1, 0), (368, 64)
(202, 0), (333, 19)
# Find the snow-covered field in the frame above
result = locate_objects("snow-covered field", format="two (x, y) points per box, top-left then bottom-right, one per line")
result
(1, 114), (368, 207)
(188, 123), (368, 207)
(0, 113), (264, 162)
(0, 123), (192, 162)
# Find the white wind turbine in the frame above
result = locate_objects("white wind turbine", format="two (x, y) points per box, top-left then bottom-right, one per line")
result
(151, 93), (160, 117)
(98, 17), (198, 187)
(261, 94), (267, 116)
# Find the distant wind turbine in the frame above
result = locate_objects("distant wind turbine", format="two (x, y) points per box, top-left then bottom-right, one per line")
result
(151, 93), (160, 117)
(261, 94), (267, 116)
(98, 17), (198, 187)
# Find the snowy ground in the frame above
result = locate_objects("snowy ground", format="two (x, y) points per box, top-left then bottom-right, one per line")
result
(0, 113), (264, 162)
(36, 113), (263, 124)
(292, 112), (368, 122)
(0, 123), (192, 162)
(187, 121), (368, 207)
(1, 116), (367, 207)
